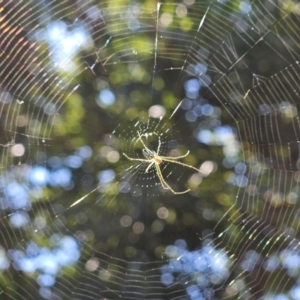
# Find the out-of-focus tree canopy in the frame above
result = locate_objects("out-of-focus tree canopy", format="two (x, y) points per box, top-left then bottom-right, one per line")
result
(0, 0), (300, 299)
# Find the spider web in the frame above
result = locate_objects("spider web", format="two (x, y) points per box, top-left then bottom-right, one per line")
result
(0, 0), (300, 299)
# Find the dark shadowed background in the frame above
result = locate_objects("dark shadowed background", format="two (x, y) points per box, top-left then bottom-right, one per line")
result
(0, 0), (300, 299)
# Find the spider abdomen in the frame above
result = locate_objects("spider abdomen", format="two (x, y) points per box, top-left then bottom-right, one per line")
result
(142, 148), (155, 159)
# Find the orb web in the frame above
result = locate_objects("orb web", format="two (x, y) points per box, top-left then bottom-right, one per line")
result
(0, 0), (300, 300)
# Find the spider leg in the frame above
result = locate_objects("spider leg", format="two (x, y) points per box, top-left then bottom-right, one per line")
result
(156, 134), (162, 155)
(160, 150), (190, 160)
(161, 158), (200, 172)
(155, 164), (173, 190)
(155, 164), (169, 189)
(137, 131), (152, 152)
(123, 153), (151, 163)
(145, 161), (155, 173)
(155, 164), (190, 194)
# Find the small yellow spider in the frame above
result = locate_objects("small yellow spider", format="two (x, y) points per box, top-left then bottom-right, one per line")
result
(123, 132), (199, 194)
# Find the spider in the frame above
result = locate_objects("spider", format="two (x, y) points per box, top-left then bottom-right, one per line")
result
(123, 132), (199, 194)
